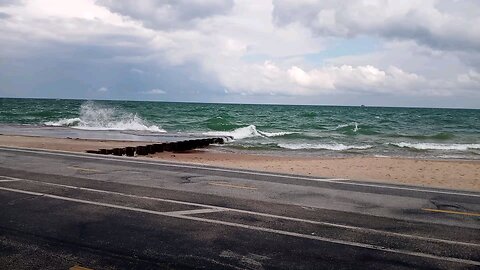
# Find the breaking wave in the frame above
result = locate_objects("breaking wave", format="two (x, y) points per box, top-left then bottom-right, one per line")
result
(336, 122), (359, 132)
(278, 143), (373, 151)
(204, 125), (296, 140)
(46, 117), (83, 127)
(258, 130), (296, 137)
(389, 142), (480, 151)
(44, 101), (165, 132)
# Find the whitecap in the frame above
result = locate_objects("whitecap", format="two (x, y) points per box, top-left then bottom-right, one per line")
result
(335, 124), (349, 129)
(44, 101), (166, 133)
(353, 122), (359, 132)
(44, 117), (84, 127)
(389, 142), (480, 151)
(258, 130), (297, 137)
(204, 125), (262, 140)
(204, 125), (296, 140)
(335, 122), (359, 132)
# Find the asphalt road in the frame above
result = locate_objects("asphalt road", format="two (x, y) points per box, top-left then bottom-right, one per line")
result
(0, 146), (479, 269)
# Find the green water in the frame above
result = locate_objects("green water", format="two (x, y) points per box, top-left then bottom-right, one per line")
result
(1, 98), (479, 159)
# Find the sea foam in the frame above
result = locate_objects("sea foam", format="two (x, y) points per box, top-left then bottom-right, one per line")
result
(45, 117), (84, 127)
(278, 143), (372, 151)
(390, 142), (480, 151)
(204, 125), (295, 140)
(44, 101), (165, 132)
(258, 130), (296, 137)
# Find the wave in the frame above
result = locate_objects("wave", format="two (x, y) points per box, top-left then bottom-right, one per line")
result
(258, 130), (296, 137)
(389, 142), (480, 151)
(227, 142), (281, 150)
(278, 143), (373, 151)
(298, 111), (317, 118)
(334, 122), (379, 135)
(336, 122), (359, 132)
(45, 117), (83, 127)
(205, 115), (241, 131)
(386, 132), (455, 140)
(44, 101), (165, 132)
(204, 125), (296, 140)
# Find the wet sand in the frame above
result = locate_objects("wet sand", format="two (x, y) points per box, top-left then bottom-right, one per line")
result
(1, 134), (479, 191)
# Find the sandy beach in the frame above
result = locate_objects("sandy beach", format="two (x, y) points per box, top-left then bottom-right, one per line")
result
(1, 134), (479, 191)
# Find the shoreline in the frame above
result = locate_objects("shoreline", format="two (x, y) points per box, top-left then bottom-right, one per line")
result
(209, 147), (480, 163)
(1, 124), (479, 161)
(0, 134), (479, 191)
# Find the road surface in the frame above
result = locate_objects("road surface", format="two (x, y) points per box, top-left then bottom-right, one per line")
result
(0, 146), (479, 269)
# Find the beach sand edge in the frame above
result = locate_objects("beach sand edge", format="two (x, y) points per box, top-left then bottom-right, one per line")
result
(1, 134), (478, 191)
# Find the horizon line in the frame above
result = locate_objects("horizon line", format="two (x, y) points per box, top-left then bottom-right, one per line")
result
(0, 96), (478, 110)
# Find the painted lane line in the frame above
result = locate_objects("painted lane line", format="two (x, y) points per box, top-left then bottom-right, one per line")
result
(166, 214), (480, 267)
(1, 176), (225, 210)
(324, 178), (349, 181)
(0, 186), (194, 216)
(208, 182), (257, 190)
(0, 179), (22, 182)
(2, 146), (480, 198)
(67, 166), (101, 173)
(422, 208), (480, 217)
(0, 186), (478, 266)
(2, 175), (479, 249)
(0, 187), (480, 266)
(165, 208), (226, 216)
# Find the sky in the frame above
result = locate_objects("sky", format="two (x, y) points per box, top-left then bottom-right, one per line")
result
(0, 0), (479, 108)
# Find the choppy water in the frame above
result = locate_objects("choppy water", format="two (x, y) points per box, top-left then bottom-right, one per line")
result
(1, 98), (479, 159)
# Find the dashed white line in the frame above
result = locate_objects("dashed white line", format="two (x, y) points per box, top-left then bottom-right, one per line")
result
(0, 185), (478, 266)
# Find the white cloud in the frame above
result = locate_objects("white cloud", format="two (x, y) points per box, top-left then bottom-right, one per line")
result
(144, 89), (166, 94)
(97, 86), (108, 92)
(215, 61), (432, 96)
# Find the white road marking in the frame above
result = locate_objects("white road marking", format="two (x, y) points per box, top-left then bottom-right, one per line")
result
(323, 178), (349, 181)
(165, 208), (225, 215)
(0, 179), (21, 182)
(1, 176), (227, 210)
(1, 146), (479, 198)
(2, 175), (479, 249)
(67, 166), (101, 173)
(208, 181), (257, 190)
(0, 185), (478, 266)
(169, 215), (480, 267)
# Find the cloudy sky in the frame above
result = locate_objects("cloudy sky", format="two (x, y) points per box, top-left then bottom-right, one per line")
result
(1, 0), (479, 108)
